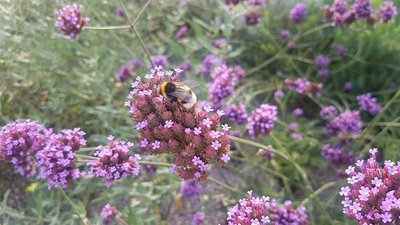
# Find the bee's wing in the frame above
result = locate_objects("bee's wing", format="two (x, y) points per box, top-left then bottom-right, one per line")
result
(167, 85), (194, 102)
(175, 80), (200, 89)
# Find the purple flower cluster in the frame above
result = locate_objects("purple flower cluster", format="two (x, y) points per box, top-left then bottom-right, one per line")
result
(100, 204), (118, 223)
(274, 90), (285, 101)
(88, 136), (141, 187)
(324, 110), (362, 138)
(224, 104), (248, 125)
(280, 29), (291, 40)
(324, 0), (397, 27)
(125, 67), (230, 181)
(181, 179), (201, 199)
(55, 4), (89, 40)
(36, 128), (86, 189)
(315, 55), (331, 68)
(0, 120), (51, 177)
(248, 0), (265, 6)
(226, 190), (271, 225)
(214, 39), (227, 49)
(192, 212), (205, 225)
(293, 108), (304, 117)
(285, 78), (323, 97)
(321, 144), (357, 166)
(209, 64), (245, 109)
(247, 104), (278, 138)
(357, 93), (382, 115)
(341, 149), (400, 224)
(266, 199), (308, 225)
(331, 43), (349, 57)
(379, 1), (398, 24)
(117, 59), (141, 83)
(320, 105), (338, 119)
(245, 10), (262, 26)
(290, 3), (308, 24)
(202, 54), (223, 73)
(152, 55), (169, 69)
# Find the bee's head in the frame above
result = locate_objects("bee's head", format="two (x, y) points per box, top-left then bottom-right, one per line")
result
(160, 82), (176, 97)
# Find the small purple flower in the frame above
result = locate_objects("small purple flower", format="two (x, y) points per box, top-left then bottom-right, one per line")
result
(290, 3), (308, 24)
(54, 4), (89, 40)
(181, 179), (201, 199)
(320, 105), (338, 119)
(151, 55), (169, 69)
(88, 136), (141, 187)
(202, 54), (222, 73)
(379, 1), (397, 24)
(325, 110), (362, 138)
(344, 82), (353, 91)
(318, 69), (330, 78)
(357, 93), (382, 115)
(224, 104), (248, 125)
(248, 0), (266, 6)
(176, 25), (189, 40)
(331, 43), (348, 57)
(0, 120), (51, 177)
(280, 29), (291, 40)
(332, 0), (348, 15)
(36, 128), (86, 189)
(293, 108), (303, 117)
(315, 55), (331, 68)
(165, 120), (174, 128)
(191, 212), (205, 225)
(247, 104), (278, 138)
(117, 65), (132, 83)
(115, 8), (125, 18)
(213, 38), (227, 48)
(292, 133), (303, 140)
(288, 42), (297, 50)
(100, 204), (118, 223)
(245, 10), (262, 26)
(352, 0), (372, 19)
(321, 144), (357, 166)
(267, 199), (308, 224)
(221, 153), (230, 163)
(274, 90), (285, 101)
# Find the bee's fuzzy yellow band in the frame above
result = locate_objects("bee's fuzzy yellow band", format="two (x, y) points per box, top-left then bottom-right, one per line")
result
(161, 82), (168, 97)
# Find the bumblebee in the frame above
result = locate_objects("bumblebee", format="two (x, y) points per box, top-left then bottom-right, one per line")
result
(160, 81), (198, 109)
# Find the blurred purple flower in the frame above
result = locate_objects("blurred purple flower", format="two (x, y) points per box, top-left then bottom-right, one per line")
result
(267, 199), (308, 225)
(55, 4), (89, 40)
(227, 190), (270, 224)
(352, 0), (372, 19)
(248, 0), (265, 6)
(379, 1), (397, 24)
(0, 120), (51, 177)
(192, 212), (205, 225)
(36, 128), (86, 189)
(286, 122), (299, 133)
(100, 204), (118, 223)
(280, 29), (291, 40)
(203, 54), (222, 73)
(274, 90), (285, 101)
(357, 93), (382, 115)
(245, 10), (262, 26)
(389, 82), (397, 89)
(318, 69), (330, 78)
(225, 104), (248, 125)
(344, 82), (353, 91)
(315, 55), (331, 68)
(152, 55), (169, 69)
(214, 38), (227, 48)
(320, 105), (338, 119)
(321, 144), (357, 166)
(181, 179), (201, 199)
(293, 108), (303, 117)
(325, 110), (362, 138)
(332, 0), (348, 14)
(292, 133), (303, 140)
(117, 65), (132, 83)
(285, 78), (323, 97)
(331, 43), (348, 57)
(247, 104), (278, 138)
(115, 8), (125, 17)
(290, 3), (308, 24)
(261, 149), (275, 160)
(176, 25), (189, 40)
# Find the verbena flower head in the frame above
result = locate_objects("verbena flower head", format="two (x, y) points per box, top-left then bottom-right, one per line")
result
(209, 64), (245, 109)
(125, 67), (230, 181)
(314, 55), (331, 68)
(181, 179), (201, 199)
(117, 65), (132, 83)
(0, 120), (51, 177)
(293, 108), (304, 117)
(100, 204), (118, 223)
(290, 3), (308, 24)
(214, 38), (227, 48)
(227, 190), (271, 225)
(352, 0), (372, 19)
(203, 54), (222, 73)
(332, 0), (348, 15)
(341, 149), (400, 224)
(267, 199), (308, 225)
(344, 82), (353, 91)
(247, 104), (278, 138)
(176, 25), (189, 40)
(245, 10), (262, 26)
(192, 212), (205, 225)
(325, 110), (362, 138)
(274, 90), (285, 101)
(88, 136), (141, 187)
(248, 0), (266, 6)
(55, 4), (89, 40)
(357, 93), (382, 115)
(379, 1), (397, 24)
(285, 78), (323, 97)
(115, 8), (125, 18)
(318, 69), (330, 78)
(152, 55), (169, 69)
(331, 43), (348, 57)
(320, 105), (338, 119)
(280, 29), (291, 40)
(321, 144), (357, 166)
(36, 128), (86, 189)
(225, 104), (248, 125)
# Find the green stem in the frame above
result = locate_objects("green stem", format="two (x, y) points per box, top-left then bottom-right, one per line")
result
(300, 181), (336, 206)
(138, 161), (174, 167)
(58, 187), (91, 225)
(84, 25), (131, 30)
(0, 207), (54, 224)
(76, 154), (98, 160)
(77, 146), (98, 152)
(207, 176), (244, 195)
